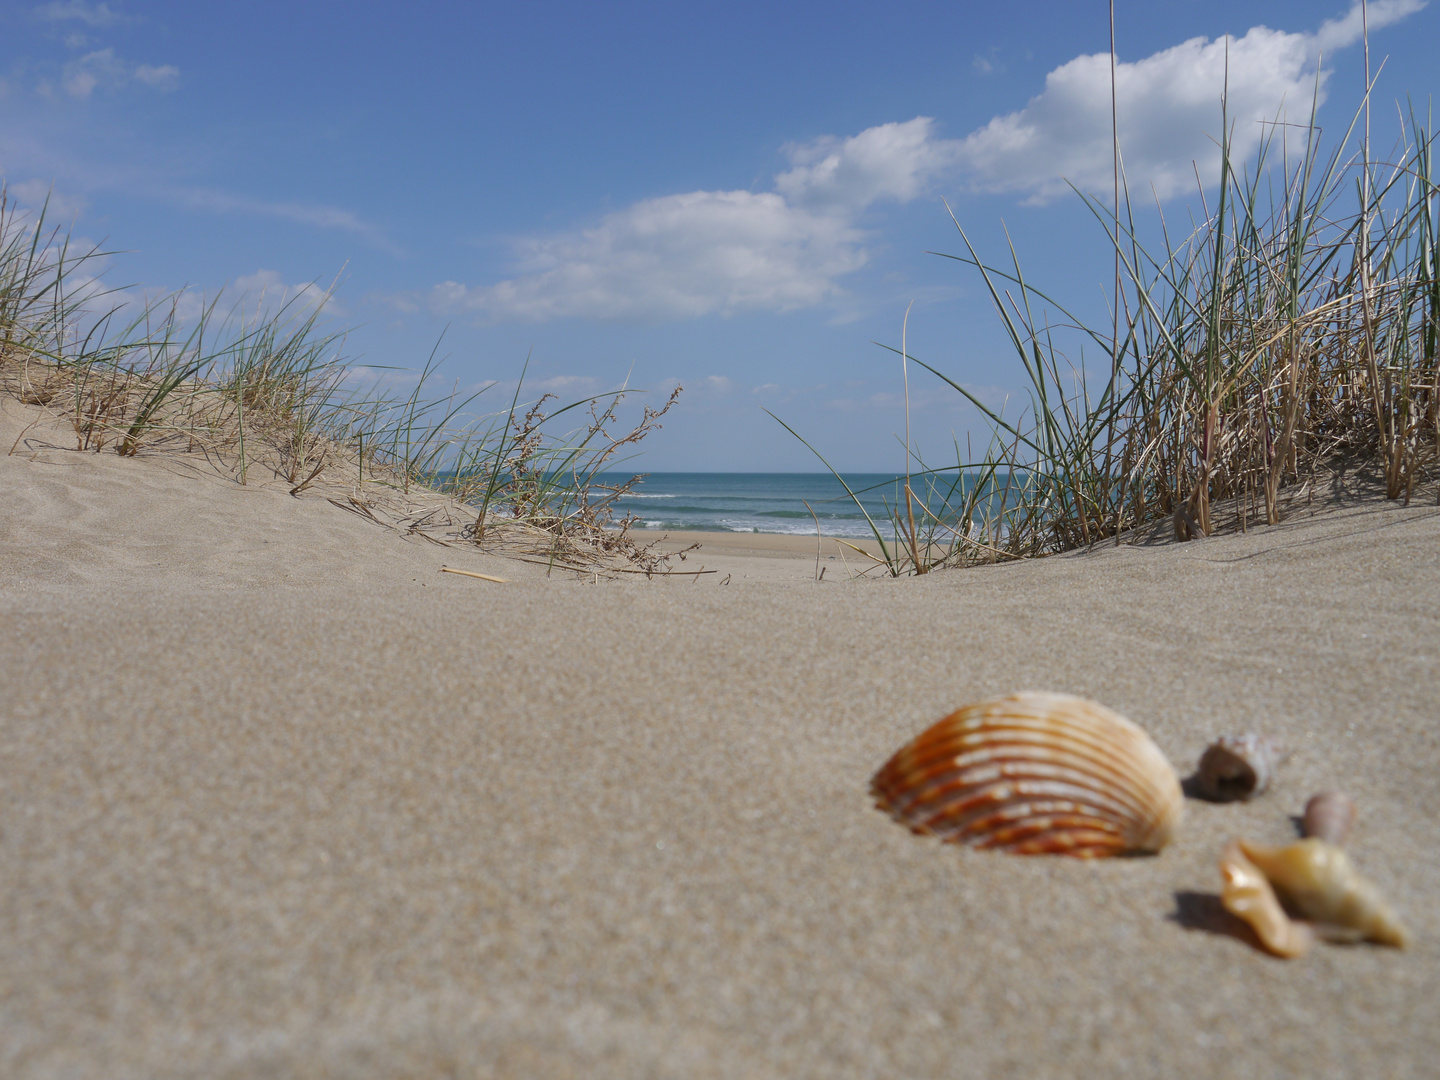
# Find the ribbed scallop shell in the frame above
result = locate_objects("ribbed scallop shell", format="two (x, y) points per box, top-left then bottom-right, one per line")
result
(871, 691), (1183, 857)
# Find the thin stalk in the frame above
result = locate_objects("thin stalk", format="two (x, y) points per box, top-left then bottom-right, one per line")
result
(901, 299), (923, 573)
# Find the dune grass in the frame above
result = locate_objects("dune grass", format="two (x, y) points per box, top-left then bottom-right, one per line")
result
(941, 94), (1436, 555)
(0, 190), (678, 572)
(784, 82), (1439, 576)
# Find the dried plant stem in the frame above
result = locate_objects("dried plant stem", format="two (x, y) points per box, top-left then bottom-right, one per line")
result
(439, 567), (509, 583)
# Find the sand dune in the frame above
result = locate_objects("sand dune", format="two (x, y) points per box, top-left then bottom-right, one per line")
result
(3, 396), (1439, 1078)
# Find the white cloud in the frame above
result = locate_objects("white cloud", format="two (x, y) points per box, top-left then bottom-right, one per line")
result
(415, 1), (1425, 326)
(426, 119), (953, 324)
(167, 187), (399, 253)
(60, 48), (120, 97)
(60, 47), (178, 98)
(972, 48), (1005, 77)
(230, 268), (343, 318)
(775, 118), (958, 212)
(1313, 0), (1426, 51)
(140, 269), (343, 328)
(822, 384), (997, 415)
(133, 63), (179, 90)
(0, 210), (114, 324)
(153, 287), (212, 327)
(6, 178), (88, 221)
(954, 0), (1427, 203)
(431, 190), (866, 322)
(526, 374), (601, 395)
(0, 157), (387, 251)
(34, 1), (130, 26)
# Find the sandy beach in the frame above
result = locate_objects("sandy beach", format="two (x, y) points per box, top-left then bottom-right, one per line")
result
(4, 396), (1439, 1079)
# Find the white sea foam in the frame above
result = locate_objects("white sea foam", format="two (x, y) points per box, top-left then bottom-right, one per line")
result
(603, 472), (992, 540)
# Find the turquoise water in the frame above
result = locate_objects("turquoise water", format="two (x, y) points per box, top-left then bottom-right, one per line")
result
(595, 472), (983, 538)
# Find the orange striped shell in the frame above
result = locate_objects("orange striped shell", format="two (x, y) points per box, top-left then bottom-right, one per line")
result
(871, 691), (1183, 857)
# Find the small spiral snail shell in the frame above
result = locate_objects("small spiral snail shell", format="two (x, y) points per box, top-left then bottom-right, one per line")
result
(871, 691), (1183, 857)
(1219, 841), (1315, 958)
(1301, 791), (1357, 845)
(1193, 734), (1289, 802)
(1238, 838), (1407, 948)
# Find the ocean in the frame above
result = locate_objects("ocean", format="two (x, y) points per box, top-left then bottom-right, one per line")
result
(595, 472), (980, 539)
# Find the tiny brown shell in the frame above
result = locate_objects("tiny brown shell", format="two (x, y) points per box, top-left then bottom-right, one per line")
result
(1193, 734), (1289, 801)
(871, 691), (1183, 857)
(1302, 792), (1357, 845)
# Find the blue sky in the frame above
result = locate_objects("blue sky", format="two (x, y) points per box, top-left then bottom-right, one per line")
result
(3, 0), (1436, 471)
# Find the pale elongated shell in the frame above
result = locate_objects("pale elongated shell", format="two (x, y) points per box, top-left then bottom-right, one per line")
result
(1219, 841), (1314, 958)
(1239, 838), (1407, 948)
(1194, 734), (1289, 801)
(871, 691), (1183, 857)
(1302, 791), (1357, 845)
